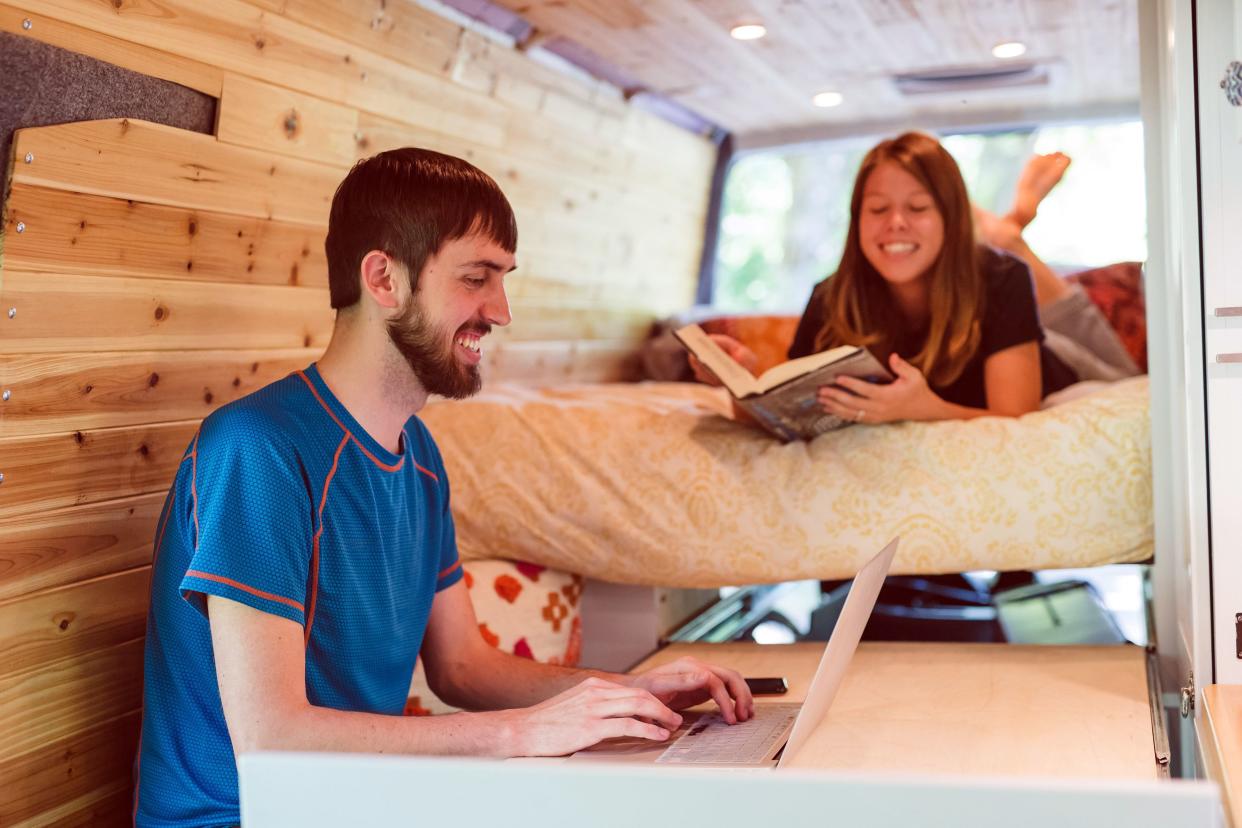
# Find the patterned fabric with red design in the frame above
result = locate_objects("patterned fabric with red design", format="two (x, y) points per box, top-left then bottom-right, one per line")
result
(1065, 261), (1147, 373)
(406, 559), (584, 716)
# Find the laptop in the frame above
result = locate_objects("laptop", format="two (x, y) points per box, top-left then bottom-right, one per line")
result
(569, 537), (899, 769)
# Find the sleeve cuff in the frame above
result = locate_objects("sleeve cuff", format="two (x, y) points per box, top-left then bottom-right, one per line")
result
(180, 569), (306, 626)
(435, 560), (464, 592)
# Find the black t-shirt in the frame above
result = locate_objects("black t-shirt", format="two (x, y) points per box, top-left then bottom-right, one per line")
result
(787, 247), (1077, 409)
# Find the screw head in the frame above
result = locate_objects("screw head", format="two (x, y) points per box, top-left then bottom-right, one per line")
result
(23, 153), (33, 164)
(0, 473), (5, 485)
(6, 308), (14, 319)
(15, 222), (25, 234)
(21, 18), (31, 30)
(1, 390), (9, 402)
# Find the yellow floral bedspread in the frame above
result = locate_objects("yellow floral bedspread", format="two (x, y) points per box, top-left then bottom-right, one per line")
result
(419, 378), (1152, 587)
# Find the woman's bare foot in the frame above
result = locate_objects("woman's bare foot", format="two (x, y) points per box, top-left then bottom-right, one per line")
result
(1006, 152), (1071, 229)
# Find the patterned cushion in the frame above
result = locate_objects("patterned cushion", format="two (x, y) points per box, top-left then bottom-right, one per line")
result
(1066, 262), (1147, 373)
(406, 559), (583, 715)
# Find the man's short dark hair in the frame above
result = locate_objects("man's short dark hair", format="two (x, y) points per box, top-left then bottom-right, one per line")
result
(324, 148), (518, 309)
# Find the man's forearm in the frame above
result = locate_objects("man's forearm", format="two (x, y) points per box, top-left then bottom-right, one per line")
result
(236, 701), (518, 758)
(429, 644), (629, 710)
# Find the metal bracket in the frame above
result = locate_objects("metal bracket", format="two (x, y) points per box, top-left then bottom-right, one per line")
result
(1180, 670), (1196, 718)
(1146, 651), (1171, 776)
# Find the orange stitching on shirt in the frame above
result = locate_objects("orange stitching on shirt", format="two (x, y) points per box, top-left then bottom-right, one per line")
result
(184, 570), (304, 612)
(190, 432), (200, 549)
(296, 370), (405, 473)
(305, 434), (348, 646)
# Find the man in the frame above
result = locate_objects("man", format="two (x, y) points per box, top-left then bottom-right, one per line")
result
(133, 148), (753, 827)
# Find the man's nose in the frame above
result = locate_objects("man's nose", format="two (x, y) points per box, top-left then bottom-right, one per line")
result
(484, 281), (512, 327)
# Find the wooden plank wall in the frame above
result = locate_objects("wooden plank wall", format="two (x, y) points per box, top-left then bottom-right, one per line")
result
(0, 2), (715, 824)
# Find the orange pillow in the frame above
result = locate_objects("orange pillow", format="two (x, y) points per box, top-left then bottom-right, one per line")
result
(698, 315), (800, 376)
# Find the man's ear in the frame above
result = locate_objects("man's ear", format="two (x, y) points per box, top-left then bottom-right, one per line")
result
(359, 251), (404, 310)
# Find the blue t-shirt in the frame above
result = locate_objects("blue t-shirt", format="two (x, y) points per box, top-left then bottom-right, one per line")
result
(134, 364), (463, 827)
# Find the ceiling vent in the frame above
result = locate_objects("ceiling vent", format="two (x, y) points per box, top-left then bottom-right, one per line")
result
(893, 62), (1050, 96)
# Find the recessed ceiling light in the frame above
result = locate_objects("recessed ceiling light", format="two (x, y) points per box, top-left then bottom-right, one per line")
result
(730, 23), (766, 41)
(812, 91), (844, 108)
(992, 41), (1027, 59)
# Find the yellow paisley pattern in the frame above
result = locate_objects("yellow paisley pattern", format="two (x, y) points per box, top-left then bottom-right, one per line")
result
(420, 378), (1152, 587)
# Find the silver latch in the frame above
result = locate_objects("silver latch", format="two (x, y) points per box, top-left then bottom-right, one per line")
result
(1180, 670), (1196, 718)
(1223, 61), (1242, 106)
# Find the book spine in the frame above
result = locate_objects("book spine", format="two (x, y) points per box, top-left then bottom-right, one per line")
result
(736, 398), (799, 442)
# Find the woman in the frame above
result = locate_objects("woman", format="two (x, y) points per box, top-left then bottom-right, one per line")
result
(696, 132), (1131, 425)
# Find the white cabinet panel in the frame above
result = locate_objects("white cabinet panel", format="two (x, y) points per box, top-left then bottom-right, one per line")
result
(1198, 0), (1242, 684)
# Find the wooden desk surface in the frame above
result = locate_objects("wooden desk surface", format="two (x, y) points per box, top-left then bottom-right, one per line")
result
(1200, 685), (1242, 827)
(635, 641), (1156, 779)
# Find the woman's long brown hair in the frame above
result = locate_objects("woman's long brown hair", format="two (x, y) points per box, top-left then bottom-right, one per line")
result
(813, 132), (983, 387)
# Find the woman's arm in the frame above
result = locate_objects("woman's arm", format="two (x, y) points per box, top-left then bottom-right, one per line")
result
(820, 343), (1042, 422)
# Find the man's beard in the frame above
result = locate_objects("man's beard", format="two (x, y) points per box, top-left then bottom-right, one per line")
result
(387, 296), (486, 400)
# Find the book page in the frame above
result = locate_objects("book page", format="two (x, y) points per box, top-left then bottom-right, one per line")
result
(672, 324), (760, 397)
(752, 345), (864, 393)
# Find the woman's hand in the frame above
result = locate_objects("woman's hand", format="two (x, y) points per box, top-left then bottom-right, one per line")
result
(817, 353), (947, 423)
(688, 333), (758, 386)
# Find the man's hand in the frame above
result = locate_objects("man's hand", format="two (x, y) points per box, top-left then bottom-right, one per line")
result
(627, 656), (754, 724)
(817, 353), (947, 424)
(688, 333), (759, 386)
(497, 677), (683, 757)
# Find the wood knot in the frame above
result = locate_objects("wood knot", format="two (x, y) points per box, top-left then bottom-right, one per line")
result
(73, 431), (85, 445)
(148, 372), (160, 387)
(232, 377), (241, 388)
(154, 305), (167, 321)
(303, 334), (312, 347)
(251, 362), (259, 373)
(204, 390), (214, 404)
(289, 263), (299, 284)
(254, 37), (266, 51)
(185, 260), (193, 271)
(283, 110), (301, 139)
(82, 384), (93, 395)
(188, 219), (198, 236)
(138, 443), (150, 457)
(57, 616), (72, 631)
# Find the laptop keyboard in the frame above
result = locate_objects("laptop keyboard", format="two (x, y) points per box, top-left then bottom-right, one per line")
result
(655, 703), (802, 765)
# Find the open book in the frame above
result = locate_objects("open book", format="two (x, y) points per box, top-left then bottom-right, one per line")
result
(674, 323), (892, 442)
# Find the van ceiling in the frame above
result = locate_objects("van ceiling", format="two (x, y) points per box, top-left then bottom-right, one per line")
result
(485, 0), (1141, 141)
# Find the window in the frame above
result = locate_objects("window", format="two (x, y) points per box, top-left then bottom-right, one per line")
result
(713, 121), (1147, 313)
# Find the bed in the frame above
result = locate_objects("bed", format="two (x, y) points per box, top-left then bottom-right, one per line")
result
(418, 377), (1152, 588)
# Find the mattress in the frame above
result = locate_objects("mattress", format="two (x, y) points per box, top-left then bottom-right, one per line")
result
(419, 378), (1152, 588)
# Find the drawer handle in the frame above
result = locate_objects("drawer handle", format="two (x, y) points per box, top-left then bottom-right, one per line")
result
(1216, 307), (1242, 317)
(1218, 353), (1242, 363)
